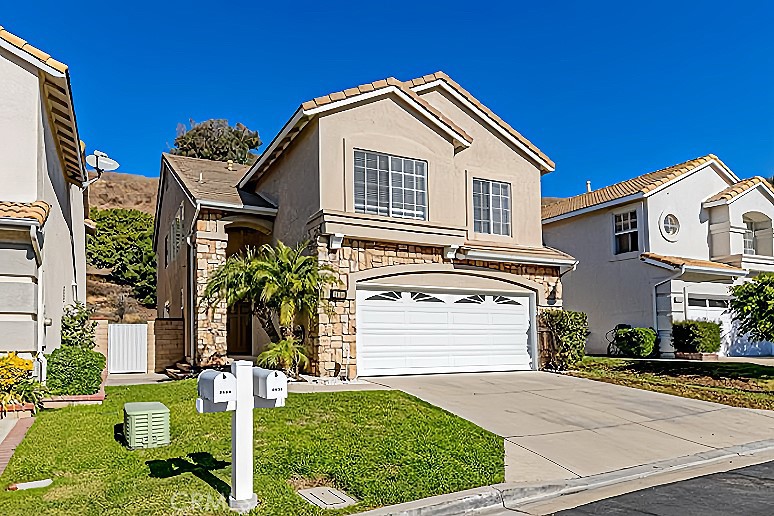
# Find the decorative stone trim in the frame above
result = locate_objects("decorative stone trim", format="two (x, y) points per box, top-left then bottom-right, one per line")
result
(194, 215), (229, 366)
(310, 237), (562, 378)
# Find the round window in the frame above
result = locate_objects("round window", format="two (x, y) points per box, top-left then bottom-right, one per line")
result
(661, 213), (680, 241)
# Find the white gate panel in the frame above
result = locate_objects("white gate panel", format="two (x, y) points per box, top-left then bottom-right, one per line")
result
(108, 324), (148, 373)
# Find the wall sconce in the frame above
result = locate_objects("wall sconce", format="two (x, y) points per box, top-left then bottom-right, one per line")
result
(329, 289), (347, 301)
(328, 233), (344, 250)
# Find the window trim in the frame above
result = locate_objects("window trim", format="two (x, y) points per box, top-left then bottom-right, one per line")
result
(658, 211), (680, 242)
(472, 177), (512, 236)
(611, 206), (641, 258)
(353, 148), (429, 221)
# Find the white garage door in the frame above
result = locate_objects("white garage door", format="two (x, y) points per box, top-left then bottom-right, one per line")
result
(356, 288), (533, 376)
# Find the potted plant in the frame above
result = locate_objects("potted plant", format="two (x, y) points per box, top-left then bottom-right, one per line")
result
(672, 320), (721, 360)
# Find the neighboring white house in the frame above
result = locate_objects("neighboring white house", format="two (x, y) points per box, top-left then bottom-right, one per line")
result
(542, 154), (774, 357)
(0, 27), (88, 374)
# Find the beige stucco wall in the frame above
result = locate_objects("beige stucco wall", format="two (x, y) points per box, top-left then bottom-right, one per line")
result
(155, 163), (196, 321)
(0, 49), (86, 354)
(543, 203), (673, 354)
(255, 119), (320, 246)
(647, 163), (732, 259)
(255, 89), (547, 251)
(0, 48), (39, 202)
(416, 88), (545, 248)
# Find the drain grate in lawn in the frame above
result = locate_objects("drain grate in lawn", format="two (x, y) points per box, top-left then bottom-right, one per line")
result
(0, 380), (503, 515)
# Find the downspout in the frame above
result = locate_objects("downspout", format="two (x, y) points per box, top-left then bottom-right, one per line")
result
(31, 226), (47, 382)
(187, 202), (201, 362)
(651, 265), (685, 355)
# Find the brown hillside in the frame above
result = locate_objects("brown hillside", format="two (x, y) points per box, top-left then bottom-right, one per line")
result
(88, 171), (158, 214)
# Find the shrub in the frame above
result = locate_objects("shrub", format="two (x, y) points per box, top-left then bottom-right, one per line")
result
(0, 353), (45, 413)
(672, 320), (721, 353)
(61, 303), (97, 349)
(540, 310), (588, 370)
(0, 352), (33, 389)
(257, 339), (309, 379)
(47, 346), (106, 395)
(730, 273), (774, 342)
(614, 327), (657, 357)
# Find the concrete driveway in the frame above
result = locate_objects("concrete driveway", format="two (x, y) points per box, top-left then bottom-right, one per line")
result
(367, 372), (774, 483)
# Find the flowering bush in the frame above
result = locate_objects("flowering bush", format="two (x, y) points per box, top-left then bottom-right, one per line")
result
(0, 352), (45, 413)
(0, 352), (33, 389)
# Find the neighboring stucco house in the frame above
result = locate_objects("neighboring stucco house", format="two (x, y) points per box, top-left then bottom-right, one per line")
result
(542, 154), (774, 356)
(0, 27), (88, 370)
(155, 72), (576, 378)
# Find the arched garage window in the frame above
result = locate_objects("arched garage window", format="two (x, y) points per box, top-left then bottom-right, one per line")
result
(743, 212), (773, 256)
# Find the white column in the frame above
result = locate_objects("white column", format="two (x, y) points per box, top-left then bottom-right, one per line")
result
(229, 360), (258, 512)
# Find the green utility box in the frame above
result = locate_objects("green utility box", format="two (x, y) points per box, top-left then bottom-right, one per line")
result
(123, 402), (170, 450)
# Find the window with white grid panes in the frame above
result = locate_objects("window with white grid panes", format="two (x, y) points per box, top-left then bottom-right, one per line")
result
(354, 150), (427, 220)
(473, 178), (511, 235)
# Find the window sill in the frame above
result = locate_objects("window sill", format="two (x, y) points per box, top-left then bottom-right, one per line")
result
(610, 251), (640, 262)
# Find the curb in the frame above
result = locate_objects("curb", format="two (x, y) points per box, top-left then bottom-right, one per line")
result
(355, 439), (774, 515)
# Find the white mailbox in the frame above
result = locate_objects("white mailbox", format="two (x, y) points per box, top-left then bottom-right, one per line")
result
(198, 369), (237, 404)
(253, 368), (288, 406)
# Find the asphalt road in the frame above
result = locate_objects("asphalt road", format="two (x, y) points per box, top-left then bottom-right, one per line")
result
(557, 460), (774, 515)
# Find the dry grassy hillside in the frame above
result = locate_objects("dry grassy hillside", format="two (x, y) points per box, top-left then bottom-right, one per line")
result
(87, 171), (159, 321)
(88, 171), (158, 214)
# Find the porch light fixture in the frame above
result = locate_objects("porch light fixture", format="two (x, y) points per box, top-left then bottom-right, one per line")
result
(329, 289), (347, 301)
(328, 233), (344, 250)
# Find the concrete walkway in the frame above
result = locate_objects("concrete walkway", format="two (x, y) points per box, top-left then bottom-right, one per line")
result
(105, 373), (170, 386)
(368, 371), (774, 483)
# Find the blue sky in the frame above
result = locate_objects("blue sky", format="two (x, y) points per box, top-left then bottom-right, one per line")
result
(5, 1), (773, 197)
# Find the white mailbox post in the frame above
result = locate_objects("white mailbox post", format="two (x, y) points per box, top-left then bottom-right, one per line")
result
(196, 360), (288, 513)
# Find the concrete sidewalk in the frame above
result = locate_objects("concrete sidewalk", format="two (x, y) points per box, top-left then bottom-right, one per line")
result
(369, 372), (774, 484)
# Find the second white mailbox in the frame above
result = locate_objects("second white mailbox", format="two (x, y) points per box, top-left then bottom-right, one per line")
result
(198, 369), (238, 404)
(253, 368), (288, 406)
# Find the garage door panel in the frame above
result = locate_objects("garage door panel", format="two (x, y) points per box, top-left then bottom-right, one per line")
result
(357, 288), (533, 376)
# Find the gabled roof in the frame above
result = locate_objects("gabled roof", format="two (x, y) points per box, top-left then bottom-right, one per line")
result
(239, 72), (553, 188)
(300, 77), (473, 144)
(0, 26), (85, 183)
(641, 252), (746, 276)
(406, 72), (555, 171)
(238, 75), (475, 188)
(162, 154), (277, 211)
(703, 176), (774, 206)
(0, 201), (51, 226)
(542, 154), (736, 222)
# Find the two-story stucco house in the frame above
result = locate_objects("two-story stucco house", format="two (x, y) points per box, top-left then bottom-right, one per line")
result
(0, 27), (88, 372)
(542, 154), (774, 357)
(154, 72), (576, 378)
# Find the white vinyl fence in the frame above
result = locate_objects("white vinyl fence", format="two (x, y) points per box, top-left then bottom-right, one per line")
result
(108, 324), (148, 373)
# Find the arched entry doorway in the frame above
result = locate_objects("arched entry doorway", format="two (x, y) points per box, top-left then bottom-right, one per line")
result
(224, 220), (271, 356)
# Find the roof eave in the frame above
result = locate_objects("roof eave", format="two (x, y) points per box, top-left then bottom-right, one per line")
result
(410, 79), (555, 173)
(239, 84), (476, 189)
(542, 193), (644, 224)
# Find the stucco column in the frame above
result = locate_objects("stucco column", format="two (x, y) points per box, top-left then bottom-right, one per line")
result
(194, 218), (229, 366)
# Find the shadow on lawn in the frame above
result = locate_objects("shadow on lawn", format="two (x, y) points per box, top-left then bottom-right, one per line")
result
(146, 453), (231, 500)
(616, 360), (774, 382)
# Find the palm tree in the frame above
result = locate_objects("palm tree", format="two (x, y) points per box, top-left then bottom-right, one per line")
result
(203, 240), (340, 348)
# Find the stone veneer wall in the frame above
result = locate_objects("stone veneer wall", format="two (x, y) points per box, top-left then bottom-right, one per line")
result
(312, 238), (562, 378)
(194, 215), (229, 366)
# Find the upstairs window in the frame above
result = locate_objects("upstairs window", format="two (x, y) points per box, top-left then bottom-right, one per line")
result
(614, 210), (638, 254)
(473, 178), (511, 235)
(744, 221), (757, 254)
(354, 150), (427, 220)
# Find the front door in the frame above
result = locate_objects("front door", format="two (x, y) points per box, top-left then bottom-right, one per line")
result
(227, 302), (253, 355)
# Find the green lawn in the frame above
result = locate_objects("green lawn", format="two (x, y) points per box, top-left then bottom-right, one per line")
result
(0, 382), (503, 515)
(570, 357), (774, 410)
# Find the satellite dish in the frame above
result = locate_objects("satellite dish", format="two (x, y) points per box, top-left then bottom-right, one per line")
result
(86, 151), (119, 172)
